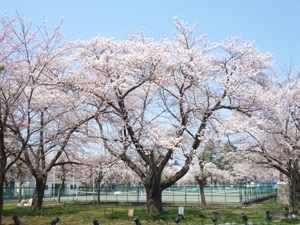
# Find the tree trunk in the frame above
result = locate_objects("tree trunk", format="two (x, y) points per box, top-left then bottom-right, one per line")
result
(296, 181), (300, 205)
(0, 175), (4, 225)
(196, 177), (207, 206)
(196, 157), (207, 206)
(290, 170), (300, 207)
(145, 179), (163, 213)
(285, 158), (300, 210)
(18, 174), (22, 202)
(0, 130), (6, 225)
(294, 161), (300, 205)
(97, 181), (101, 204)
(57, 178), (65, 203)
(96, 171), (103, 204)
(290, 175), (296, 208)
(31, 174), (47, 210)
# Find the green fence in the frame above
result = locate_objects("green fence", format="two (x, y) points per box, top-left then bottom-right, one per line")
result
(4, 184), (276, 204)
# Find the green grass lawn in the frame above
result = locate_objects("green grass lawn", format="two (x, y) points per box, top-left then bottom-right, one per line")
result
(2, 199), (299, 224)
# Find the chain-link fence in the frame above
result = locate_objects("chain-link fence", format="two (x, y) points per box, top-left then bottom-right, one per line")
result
(4, 184), (276, 204)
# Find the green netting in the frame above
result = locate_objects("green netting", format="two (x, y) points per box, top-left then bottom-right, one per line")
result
(4, 184), (276, 204)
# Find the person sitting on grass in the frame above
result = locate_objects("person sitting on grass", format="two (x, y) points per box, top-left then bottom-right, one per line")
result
(18, 198), (27, 206)
(24, 198), (33, 206)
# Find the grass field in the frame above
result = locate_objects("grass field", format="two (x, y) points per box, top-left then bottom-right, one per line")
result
(2, 198), (299, 224)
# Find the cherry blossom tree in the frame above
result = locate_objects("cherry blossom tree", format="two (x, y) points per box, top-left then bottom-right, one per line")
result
(224, 72), (300, 206)
(181, 154), (234, 206)
(232, 162), (279, 183)
(54, 158), (75, 203)
(73, 151), (139, 203)
(194, 142), (224, 206)
(36, 150), (140, 203)
(101, 159), (140, 185)
(83, 153), (118, 204)
(6, 161), (31, 202)
(1, 15), (98, 210)
(0, 15), (26, 223)
(67, 18), (273, 212)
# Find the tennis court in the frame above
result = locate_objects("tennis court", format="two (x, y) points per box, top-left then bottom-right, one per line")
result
(4, 184), (276, 205)
(70, 185), (275, 204)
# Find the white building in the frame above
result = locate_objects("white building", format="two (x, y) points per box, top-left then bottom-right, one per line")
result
(15, 178), (81, 199)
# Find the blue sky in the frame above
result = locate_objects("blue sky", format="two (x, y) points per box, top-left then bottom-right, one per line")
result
(2, 0), (300, 69)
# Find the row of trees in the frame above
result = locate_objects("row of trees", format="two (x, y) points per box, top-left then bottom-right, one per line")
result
(8, 148), (279, 203)
(0, 14), (299, 223)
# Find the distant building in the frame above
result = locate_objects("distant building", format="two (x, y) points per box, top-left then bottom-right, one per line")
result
(14, 178), (81, 199)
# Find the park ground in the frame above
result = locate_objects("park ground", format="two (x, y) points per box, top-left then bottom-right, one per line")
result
(2, 198), (300, 224)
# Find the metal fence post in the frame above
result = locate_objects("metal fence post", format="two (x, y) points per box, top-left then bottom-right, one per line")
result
(211, 185), (213, 203)
(184, 186), (187, 205)
(225, 185), (227, 203)
(137, 186), (139, 203)
(198, 186), (200, 205)
(173, 185), (174, 204)
(239, 185), (242, 204)
(127, 185), (128, 203)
